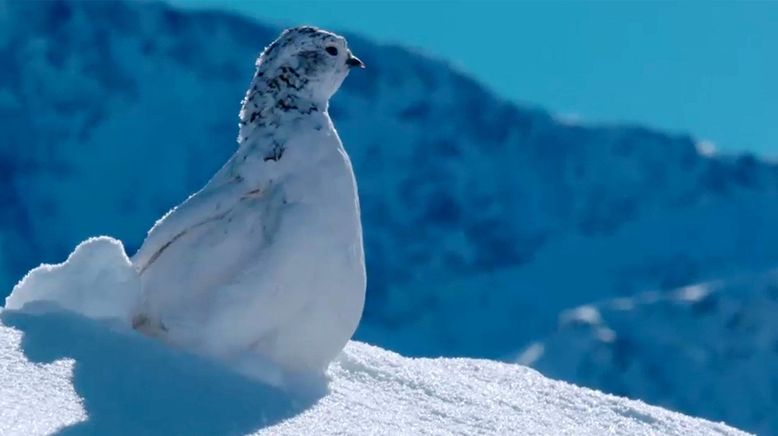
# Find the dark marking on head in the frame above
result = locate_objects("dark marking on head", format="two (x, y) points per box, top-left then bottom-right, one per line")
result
(263, 140), (285, 162)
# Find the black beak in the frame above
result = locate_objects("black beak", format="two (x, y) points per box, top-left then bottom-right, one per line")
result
(346, 53), (365, 69)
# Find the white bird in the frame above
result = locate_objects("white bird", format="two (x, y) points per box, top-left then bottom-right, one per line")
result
(130, 26), (367, 383)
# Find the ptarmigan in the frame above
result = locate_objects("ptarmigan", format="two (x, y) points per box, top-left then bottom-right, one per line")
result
(130, 26), (366, 383)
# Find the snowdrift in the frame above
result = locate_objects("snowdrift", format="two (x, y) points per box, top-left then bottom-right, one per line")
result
(5, 237), (140, 324)
(0, 309), (747, 435)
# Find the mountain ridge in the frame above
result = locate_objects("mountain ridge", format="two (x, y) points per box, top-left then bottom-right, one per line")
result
(522, 269), (778, 435)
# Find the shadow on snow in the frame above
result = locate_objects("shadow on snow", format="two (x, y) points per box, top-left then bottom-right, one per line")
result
(1, 308), (321, 435)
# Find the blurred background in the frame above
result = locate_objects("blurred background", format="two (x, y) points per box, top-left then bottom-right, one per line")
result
(1, 0), (777, 433)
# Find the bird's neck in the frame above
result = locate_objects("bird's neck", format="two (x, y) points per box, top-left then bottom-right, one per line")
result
(237, 67), (328, 147)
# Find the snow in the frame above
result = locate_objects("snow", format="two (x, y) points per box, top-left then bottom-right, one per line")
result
(5, 237), (140, 325)
(2, 1), (777, 433)
(521, 271), (778, 435)
(0, 309), (748, 435)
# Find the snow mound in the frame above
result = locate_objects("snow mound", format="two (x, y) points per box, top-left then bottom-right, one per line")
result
(4, 237), (140, 324)
(0, 310), (747, 435)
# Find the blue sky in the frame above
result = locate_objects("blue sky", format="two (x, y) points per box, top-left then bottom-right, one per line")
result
(170, 1), (778, 156)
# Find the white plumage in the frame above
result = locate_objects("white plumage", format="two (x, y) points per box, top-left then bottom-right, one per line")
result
(130, 26), (366, 382)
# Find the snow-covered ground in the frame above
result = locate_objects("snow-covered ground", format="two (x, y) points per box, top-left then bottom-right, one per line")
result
(0, 309), (747, 435)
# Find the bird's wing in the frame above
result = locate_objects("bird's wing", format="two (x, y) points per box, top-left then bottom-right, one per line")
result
(131, 174), (246, 275)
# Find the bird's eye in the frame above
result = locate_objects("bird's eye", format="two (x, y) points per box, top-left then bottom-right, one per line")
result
(325, 46), (338, 56)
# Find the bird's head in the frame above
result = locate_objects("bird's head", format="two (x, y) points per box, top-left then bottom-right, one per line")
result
(256, 26), (364, 104)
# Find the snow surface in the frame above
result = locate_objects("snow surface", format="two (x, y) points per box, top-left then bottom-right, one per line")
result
(0, 310), (747, 435)
(519, 270), (778, 435)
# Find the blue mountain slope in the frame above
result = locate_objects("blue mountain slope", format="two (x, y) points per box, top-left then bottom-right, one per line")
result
(2, 0), (778, 361)
(520, 270), (778, 435)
